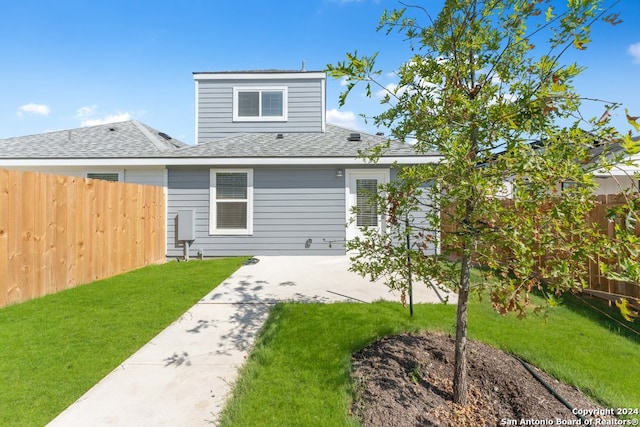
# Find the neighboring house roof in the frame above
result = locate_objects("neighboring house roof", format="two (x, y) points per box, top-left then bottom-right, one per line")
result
(590, 135), (640, 176)
(589, 135), (639, 159)
(0, 120), (188, 158)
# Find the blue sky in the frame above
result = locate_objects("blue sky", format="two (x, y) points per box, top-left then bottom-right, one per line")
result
(1, 0), (638, 145)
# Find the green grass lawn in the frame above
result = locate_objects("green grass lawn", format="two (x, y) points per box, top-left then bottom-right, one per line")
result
(2, 258), (638, 427)
(0, 257), (246, 427)
(219, 294), (640, 427)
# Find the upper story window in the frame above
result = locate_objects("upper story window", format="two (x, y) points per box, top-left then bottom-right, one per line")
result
(233, 87), (288, 122)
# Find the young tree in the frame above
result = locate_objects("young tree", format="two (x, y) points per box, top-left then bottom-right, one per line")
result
(328, 0), (638, 405)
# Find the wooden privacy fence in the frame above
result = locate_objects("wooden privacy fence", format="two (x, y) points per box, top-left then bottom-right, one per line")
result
(583, 194), (640, 306)
(440, 194), (640, 307)
(0, 169), (166, 308)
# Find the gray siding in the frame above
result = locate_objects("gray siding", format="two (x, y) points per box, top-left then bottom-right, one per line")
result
(406, 181), (439, 256)
(196, 77), (324, 143)
(123, 168), (166, 186)
(167, 166), (347, 256)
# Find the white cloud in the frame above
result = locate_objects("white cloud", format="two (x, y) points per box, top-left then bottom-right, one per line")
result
(75, 105), (132, 126)
(376, 83), (398, 99)
(81, 113), (132, 127)
(629, 42), (640, 64)
(17, 103), (50, 117)
(75, 105), (98, 119)
(326, 108), (360, 129)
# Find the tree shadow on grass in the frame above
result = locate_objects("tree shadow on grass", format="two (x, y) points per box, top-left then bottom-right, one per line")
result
(556, 291), (640, 345)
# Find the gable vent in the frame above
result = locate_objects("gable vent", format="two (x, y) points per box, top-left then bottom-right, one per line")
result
(347, 133), (361, 141)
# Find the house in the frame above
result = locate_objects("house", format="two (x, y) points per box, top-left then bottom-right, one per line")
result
(0, 119), (186, 186)
(590, 136), (640, 195)
(494, 136), (640, 199)
(0, 70), (441, 257)
(167, 70), (441, 256)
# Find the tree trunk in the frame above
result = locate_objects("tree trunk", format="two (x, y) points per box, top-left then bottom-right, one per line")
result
(453, 251), (471, 405)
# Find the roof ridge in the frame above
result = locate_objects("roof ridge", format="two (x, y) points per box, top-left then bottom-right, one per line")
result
(0, 120), (134, 141)
(130, 120), (177, 152)
(131, 120), (166, 151)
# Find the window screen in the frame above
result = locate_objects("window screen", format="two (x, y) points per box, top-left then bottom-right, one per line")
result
(261, 91), (283, 116)
(216, 202), (247, 229)
(237, 92), (260, 117)
(216, 173), (247, 199)
(215, 172), (249, 230)
(356, 179), (378, 227)
(234, 87), (286, 121)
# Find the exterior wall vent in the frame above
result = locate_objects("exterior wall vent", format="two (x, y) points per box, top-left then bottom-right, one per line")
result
(347, 133), (361, 141)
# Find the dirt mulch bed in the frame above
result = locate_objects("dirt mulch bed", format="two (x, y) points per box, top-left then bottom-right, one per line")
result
(351, 332), (617, 426)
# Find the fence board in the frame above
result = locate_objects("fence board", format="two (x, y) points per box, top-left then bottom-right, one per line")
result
(54, 175), (68, 292)
(0, 170), (9, 307)
(21, 171), (36, 301)
(67, 177), (78, 289)
(0, 169), (166, 308)
(45, 174), (55, 293)
(442, 194), (640, 307)
(7, 171), (23, 304)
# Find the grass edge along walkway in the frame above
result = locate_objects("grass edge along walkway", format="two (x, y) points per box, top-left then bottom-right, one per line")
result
(219, 298), (640, 427)
(0, 257), (247, 427)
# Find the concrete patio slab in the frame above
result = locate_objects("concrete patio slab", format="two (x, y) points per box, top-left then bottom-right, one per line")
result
(46, 256), (455, 427)
(205, 255), (453, 304)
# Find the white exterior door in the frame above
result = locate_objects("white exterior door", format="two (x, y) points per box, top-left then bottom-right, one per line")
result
(346, 169), (389, 241)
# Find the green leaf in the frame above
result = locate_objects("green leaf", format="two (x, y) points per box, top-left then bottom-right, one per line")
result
(545, 6), (555, 22)
(625, 109), (640, 132)
(615, 298), (639, 322)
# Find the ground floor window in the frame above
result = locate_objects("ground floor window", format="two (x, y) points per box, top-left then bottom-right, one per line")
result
(87, 172), (119, 182)
(209, 169), (253, 235)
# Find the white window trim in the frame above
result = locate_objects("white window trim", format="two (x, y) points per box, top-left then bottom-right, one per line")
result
(209, 169), (254, 235)
(232, 86), (288, 122)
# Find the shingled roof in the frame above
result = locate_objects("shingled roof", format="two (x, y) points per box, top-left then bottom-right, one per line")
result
(164, 124), (428, 158)
(0, 121), (438, 165)
(0, 120), (188, 158)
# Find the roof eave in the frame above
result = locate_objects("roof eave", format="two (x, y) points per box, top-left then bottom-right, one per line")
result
(193, 71), (326, 81)
(0, 155), (441, 167)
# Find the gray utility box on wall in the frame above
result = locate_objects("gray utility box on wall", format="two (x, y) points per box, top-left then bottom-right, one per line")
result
(177, 210), (196, 242)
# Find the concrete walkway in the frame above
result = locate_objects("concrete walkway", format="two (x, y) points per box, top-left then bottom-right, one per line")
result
(47, 256), (455, 427)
